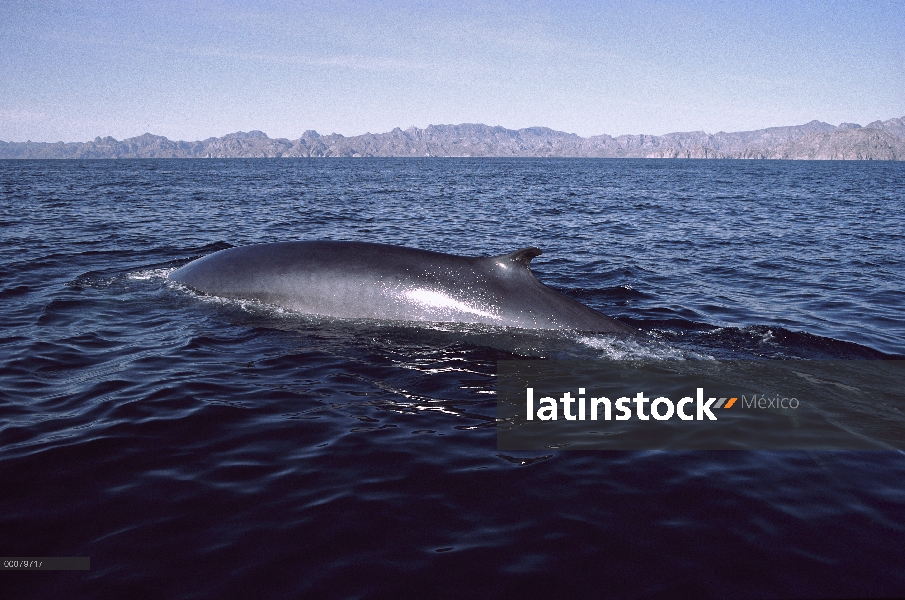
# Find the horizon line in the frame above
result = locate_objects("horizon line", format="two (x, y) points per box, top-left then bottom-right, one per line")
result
(4, 115), (904, 145)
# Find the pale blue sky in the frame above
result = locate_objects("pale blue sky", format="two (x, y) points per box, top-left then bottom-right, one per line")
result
(1, 0), (903, 142)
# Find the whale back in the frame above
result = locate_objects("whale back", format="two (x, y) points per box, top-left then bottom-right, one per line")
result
(169, 241), (632, 333)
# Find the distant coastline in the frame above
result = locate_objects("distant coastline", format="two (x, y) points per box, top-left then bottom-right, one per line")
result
(2, 117), (904, 160)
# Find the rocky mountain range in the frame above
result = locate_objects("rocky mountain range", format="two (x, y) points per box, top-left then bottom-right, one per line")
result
(2, 117), (904, 160)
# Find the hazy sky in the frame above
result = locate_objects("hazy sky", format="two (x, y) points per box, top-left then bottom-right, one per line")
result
(2, 0), (903, 142)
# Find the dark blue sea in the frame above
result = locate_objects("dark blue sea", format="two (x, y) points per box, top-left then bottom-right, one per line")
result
(2, 158), (904, 598)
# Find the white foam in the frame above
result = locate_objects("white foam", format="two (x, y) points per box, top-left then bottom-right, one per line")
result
(127, 267), (177, 281)
(578, 333), (713, 361)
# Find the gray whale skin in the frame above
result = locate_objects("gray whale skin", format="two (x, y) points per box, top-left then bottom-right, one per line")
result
(169, 241), (633, 333)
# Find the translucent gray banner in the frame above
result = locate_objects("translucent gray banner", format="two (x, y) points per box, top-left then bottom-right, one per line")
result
(497, 360), (905, 450)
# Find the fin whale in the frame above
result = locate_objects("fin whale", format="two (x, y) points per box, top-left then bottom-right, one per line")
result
(169, 241), (634, 334)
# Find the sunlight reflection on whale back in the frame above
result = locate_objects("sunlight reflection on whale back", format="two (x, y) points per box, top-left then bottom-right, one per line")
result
(402, 288), (501, 321)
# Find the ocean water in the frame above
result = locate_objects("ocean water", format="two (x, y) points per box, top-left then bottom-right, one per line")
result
(1, 158), (904, 598)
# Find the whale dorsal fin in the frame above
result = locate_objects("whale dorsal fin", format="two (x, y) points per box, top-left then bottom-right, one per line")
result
(502, 247), (542, 267)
